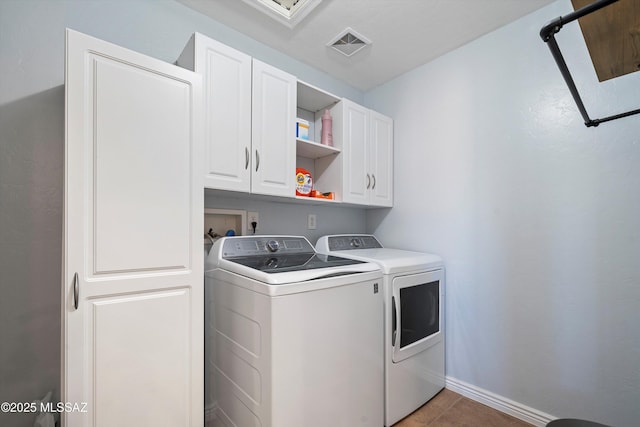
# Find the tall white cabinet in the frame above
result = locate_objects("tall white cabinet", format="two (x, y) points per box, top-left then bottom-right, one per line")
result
(178, 34), (296, 198)
(63, 29), (204, 426)
(339, 99), (394, 207)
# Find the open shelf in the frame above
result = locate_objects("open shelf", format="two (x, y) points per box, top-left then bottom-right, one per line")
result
(296, 138), (340, 159)
(297, 80), (340, 113)
(296, 81), (342, 204)
(294, 195), (339, 204)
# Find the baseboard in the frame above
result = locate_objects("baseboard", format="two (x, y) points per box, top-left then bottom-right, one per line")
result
(445, 376), (554, 427)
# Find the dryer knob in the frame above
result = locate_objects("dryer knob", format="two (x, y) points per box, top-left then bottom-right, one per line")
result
(266, 240), (280, 252)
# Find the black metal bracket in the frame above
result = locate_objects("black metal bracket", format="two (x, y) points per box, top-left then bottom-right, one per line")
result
(540, 0), (640, 127)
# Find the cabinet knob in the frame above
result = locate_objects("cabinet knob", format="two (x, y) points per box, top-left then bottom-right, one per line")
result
(366, 174), (371, 189)
(255, 150), (260, 172)
(372, 174), (376, 190)
(245, 147), (249, 170)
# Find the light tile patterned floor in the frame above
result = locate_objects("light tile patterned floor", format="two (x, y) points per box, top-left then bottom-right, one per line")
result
(394, 389), (534, 427)
(206, 388), (534, 426)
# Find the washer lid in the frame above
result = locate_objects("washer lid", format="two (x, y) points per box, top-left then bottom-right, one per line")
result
(207, 236), (381, 284)
(227, 252), (365, 274)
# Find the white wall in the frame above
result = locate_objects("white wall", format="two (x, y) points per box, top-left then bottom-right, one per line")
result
(365, 1), (640, 426)
(0, 1), (364, 426)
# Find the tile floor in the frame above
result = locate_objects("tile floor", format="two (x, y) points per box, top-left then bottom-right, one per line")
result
(206, 388), (535, 427)
(394, 389), (534, 427)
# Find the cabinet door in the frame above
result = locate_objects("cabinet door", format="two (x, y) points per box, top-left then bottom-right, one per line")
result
(369, 111), (393, 207)
(342, 99), (370, 205)
(194, 35), (251, 192)
(64, 29), (203, 427)
(251, 59), (296, 197)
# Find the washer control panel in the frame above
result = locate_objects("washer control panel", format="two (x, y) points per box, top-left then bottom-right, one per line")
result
(222, 236), (314, 258)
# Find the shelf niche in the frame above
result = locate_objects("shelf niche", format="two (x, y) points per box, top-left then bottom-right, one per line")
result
(295, 80), (342, 202)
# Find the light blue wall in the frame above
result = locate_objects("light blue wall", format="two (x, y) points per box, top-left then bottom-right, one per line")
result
(0, 0), (362, 106)
(6, 0), (638, 425)
(204, 193), (366, 243)
(365, 1), (640, 426)
(0, 1), (363, 426)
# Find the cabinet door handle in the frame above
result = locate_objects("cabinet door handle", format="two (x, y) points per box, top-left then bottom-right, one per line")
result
(245, 147), (249, 170)
(255, 150), (260, 172)
(372, 174), (376, 190)
(366, 174), (371, 189)
(73, 272), (79, 310)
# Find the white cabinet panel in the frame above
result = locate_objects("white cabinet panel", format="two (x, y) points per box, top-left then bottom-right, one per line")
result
(64, 29), (203, 427)
(178, 34), (252, 192)
(91, 289), (191, 425)
(92, 57), (191, 274)
(341, 99), (394, 207)
(251, 59), (296, 197)
(342, 100), (370, 205)
(369, 111), (394, 207)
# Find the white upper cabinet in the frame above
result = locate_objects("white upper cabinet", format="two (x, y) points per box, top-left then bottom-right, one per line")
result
(341, 100), (370, 205)
(178, 34), (296, 198)
(339, 99), (394, 207)
(251, 59), (297, 197)
(178, 33), (392, 207)
(369, 110), (394, 207)
(64, 29), (203, 426)
(178, 34), (252, 192)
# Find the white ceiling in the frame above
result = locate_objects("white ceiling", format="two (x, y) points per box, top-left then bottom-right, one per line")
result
(178, 0), (557, 91)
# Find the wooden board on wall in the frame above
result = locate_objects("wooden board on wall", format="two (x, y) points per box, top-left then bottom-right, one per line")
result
(572, 0), (640, 82)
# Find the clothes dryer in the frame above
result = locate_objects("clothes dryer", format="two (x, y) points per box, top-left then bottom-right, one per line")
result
(316, 235), (445, 426)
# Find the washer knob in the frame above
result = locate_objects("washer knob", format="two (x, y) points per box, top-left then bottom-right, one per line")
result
(265, 257), (279, 268)
(266, 239), (280, 252)
(350, 238), (361, 248)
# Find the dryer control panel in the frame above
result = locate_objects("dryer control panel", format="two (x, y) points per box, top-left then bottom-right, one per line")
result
(327, 235), (383, 251)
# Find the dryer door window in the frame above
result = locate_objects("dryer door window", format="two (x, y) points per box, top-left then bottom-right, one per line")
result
(392, 269), (444, 363)
(399, 281), (439, 347)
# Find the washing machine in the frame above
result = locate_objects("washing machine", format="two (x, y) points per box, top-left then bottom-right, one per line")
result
(205, 235), (384, 427)
(316, 234), (445, 426)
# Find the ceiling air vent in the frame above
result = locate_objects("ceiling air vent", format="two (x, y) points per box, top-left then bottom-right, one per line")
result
(241, 0), (322, 28)
(327, 28), (372, 57)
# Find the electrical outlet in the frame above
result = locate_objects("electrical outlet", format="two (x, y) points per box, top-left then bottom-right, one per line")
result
(307, 214), (317, 230)
(248, 211), (259, 232)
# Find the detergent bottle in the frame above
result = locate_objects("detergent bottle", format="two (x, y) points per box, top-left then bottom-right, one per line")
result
(321, 109), (333, 146)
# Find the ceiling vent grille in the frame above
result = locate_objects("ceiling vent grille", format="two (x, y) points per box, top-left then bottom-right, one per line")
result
(327, 28), (372, 57)
(241, 0), (322, 28)
(272, 0), (299, 10)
